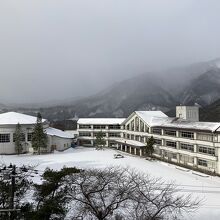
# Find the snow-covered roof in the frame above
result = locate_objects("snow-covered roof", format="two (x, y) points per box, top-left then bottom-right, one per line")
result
(114, 138), (145, 147)
(135, 111), (168, 125)
(150, 117), (220, 132)
(0, 112), (47, 125)
(77, 118), (126, 125)
(46, 127), (74, 139)
(123, 110), (220, 132)
(64, 130), (78, 135)
(122, 111), (168, 126)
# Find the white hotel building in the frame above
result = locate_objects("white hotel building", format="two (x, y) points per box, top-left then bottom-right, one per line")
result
(77, 106), (220, 175)
(0, 112), (74, 154)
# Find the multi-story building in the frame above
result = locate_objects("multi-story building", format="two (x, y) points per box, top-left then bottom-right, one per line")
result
(77, 118), (125, 147)
(77, 106), (220, 175)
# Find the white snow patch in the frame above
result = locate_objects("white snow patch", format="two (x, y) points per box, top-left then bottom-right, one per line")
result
(1, 147), (220, 220)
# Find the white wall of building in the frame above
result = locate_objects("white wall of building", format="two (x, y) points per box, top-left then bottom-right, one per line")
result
(48, 135), (72, 151)
(176, 106), (199, 122)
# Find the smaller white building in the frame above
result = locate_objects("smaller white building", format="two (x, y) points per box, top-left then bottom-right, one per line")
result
(46, 127), (73, 151)
(0, 112), (74, 154)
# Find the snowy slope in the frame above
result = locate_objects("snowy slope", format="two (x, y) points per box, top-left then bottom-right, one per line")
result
(1, 147), (220, 220)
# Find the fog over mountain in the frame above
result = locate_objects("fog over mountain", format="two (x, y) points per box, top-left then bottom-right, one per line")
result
(1, 0), (220, 104)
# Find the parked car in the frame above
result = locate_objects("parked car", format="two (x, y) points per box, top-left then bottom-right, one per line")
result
(114, 154), (124, 159)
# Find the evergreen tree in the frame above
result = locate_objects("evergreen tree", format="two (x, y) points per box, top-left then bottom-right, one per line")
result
(32, 167), (81, 220)
(14, 123), (24, 155)
(32, 113), (48, 154)
(145, 136), (155, 157)
(95, 131), (105, 150)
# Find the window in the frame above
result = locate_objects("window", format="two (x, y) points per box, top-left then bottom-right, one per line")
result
(180, 154), (194, 163)
(13, 133), (25, 142)
(126, 124), (130, 130)
(180, 143), (194, 152)
(28, 133), (33, 141)
(79, 132), (91, 137)
(165, 141), (176, 148)
(145, 125), (149, 133)
(154, 139), (162, 145)
(94, 132), (106, 137)
(127, 134), (130, 139)
(109, 133), (121, 137)
(140, 121), (144, 132)
(131, 120), (134, 131)
(109, 125), (120, 129)
(135, 117), (139, 131)
(164, 130), (176, 137)
(198, 159), (208, 167)
(172, 153), (177, 159)
(0, 134), (10, 143)
(135, 136), (140, 141)
(179, 131), (194, 139)
(197, 133), (213, 142)
(198, 146), (215, 156)
(131, 135), (134, 140)
(93, 125), (106, 129)
(152, 128), (162, 135)
(79, 125), (91, 129)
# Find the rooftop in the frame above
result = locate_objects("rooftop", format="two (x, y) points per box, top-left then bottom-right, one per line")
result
(0, 112), (47, 125)
(77, 118), (126, 125)
(122, 110), (220, 132)
(46, 127), (74, 139)
(135, 111), (168, 125)
(114, 138), (145, 148)
(150, 117), (220, 132)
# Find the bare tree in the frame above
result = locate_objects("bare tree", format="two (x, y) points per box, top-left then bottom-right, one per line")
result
(66, 167), (136, 220)
(66, 167), (200, 220)
(125, 170), (200, 220)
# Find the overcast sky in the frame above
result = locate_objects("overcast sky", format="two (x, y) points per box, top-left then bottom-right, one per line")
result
(0, 0), (220, 104)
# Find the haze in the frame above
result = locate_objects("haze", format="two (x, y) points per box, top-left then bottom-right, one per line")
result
(0, 0), (220, 104)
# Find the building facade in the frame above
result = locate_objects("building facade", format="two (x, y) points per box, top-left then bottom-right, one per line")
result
(77, 107), (220, 175)
(77, 118), (125, 147)
(0, 112), (73, 154)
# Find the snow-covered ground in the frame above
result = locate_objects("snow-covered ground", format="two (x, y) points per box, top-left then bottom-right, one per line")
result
(1, 147), (220, 220)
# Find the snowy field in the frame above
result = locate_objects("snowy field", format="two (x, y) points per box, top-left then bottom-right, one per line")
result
(1, 146), (220, 220)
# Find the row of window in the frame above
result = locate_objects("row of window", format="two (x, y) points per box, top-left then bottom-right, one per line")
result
(79, 125), (121, 130)
(165, 141), (215, 156)
(141, 127), (213, 142)
(0, 133), (33, 143)
(93, 125), (106, 129)
(126, 119), (148, 133)
(198, 146), (215, 156)
(79, 125), (91, 129)
(79, 132), (120, 137)
(109, 133), (121, 137)
(165, 141), (177, 148)
(180, 143), (194, 152)
(79, 132), (91, 137)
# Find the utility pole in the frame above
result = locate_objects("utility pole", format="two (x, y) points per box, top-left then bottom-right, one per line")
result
(9, 165), (16, 220)
(0, 163), (38, 219)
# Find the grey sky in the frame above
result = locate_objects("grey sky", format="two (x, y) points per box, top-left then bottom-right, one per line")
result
(0, 0), (220, 104)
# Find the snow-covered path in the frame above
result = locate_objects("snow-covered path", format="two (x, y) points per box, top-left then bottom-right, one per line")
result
(1, 147), (220, 220)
